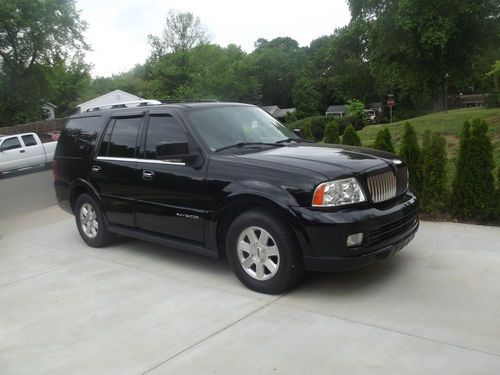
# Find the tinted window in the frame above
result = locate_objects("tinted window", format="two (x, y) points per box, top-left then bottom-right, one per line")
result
(1, 137), (22, 151)
(98, 119), (115, 157)
(57, 116), (103, 158)
(21, 134), (37, 147)
(188, 106), (297, 151)
(107, 117), (142, 158)
(145, 115), (188, 159)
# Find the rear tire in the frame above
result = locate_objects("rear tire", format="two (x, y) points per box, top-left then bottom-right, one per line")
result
(74, 193), (115, 247)
(226, 209), (304, 294)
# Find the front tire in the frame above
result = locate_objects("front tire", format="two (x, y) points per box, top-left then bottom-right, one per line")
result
(74, 193), (115, 247)
(226, 209), (304, 294)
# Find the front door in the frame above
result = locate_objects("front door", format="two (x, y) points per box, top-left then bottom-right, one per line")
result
(134, 112), (208, 243)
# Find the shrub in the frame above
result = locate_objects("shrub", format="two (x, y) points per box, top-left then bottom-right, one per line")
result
(421, 132), (448, 213)
(336, 115), (366, 131)
(373, 128), (395, 153)
(287, 115), (331, 142)
(324, 121), (340, 143)
(399, 123), (422, 193)
(451, 119), (497, 221)
(342, 125), (361, 146)
(300, 124), (315, 141)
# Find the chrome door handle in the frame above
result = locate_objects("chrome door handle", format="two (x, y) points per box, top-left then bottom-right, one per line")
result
(91, 165), (101, 173)
(142, 170), (155, 180)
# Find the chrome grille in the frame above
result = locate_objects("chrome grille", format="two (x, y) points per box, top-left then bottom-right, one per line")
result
(367, 171), (397, 203)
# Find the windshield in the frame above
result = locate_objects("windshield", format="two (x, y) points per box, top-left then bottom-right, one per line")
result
(188, 106), (299, 151)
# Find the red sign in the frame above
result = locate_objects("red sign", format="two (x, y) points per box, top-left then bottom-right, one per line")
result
(387, 98), (395, 107)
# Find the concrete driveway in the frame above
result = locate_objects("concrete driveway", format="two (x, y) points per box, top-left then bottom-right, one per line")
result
(1, 212), (499, 374)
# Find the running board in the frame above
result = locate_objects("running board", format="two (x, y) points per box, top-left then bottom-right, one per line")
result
(108, 225), (218, 259)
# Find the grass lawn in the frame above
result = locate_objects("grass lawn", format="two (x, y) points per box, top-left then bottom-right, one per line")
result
(358, 107), (500, 186)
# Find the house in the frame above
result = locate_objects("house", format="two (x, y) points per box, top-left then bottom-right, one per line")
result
(262, 105), (296, 122)
(325, 105), (347, 117)
(458, 94), (489, 108)
(77, 90), (141, 113)
(41, 102), (57, 120)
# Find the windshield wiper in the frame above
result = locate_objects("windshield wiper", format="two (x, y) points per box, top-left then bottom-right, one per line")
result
(215, 142), (285, 153)
(275, 137), (315, 144)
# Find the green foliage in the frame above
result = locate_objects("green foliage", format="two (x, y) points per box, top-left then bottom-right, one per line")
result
(0, 0), (88, 125)
(324, 121), (341, 143)
(421, 132), (448, 212)
(373, 128), (395, 153)
(345, 99), (366, 120)
(300, 124), (315, 141)
(348, 0), (500, 109)
(46, 54), (92, 117)
(451, 119), (497, 221)
(287, 116), (334, 142)
(399, 123), (423, 193)
(342, 125), (362, 146)
(148, 10), (209, 55)
(284, 111), (298, 124)
(292, 76), (322, 117)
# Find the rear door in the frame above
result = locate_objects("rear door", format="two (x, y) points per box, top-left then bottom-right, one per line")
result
(20, 134), (46, 166)
(89, 111), (144, 227)
(134, 112), (208, 242)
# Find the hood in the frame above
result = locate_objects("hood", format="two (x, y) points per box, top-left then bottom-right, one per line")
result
(234, 144), (398, 179)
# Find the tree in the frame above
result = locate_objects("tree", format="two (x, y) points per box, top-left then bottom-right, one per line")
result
(148, 10), (209, 56)
(451, 119), (497, 221)
(347, 0), (500, 110)
(421, 132), (448, 212)
(46, 54), (92, 117)
(324, 121), (340, 143)
(399, 123), (422, 193)
(251, 37), (306, 108)
(0, 0), (88, 125)
(373, 128), (394, 153)
(342, 125), (361, 146)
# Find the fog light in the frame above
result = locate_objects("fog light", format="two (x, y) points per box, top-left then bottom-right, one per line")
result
(347, 233), (364, 247)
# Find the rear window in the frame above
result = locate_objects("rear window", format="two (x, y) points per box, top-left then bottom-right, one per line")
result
(57, 116), (103, 158)
(21, 134), (37, 147)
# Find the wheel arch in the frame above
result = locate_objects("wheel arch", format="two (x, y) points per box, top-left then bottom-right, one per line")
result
(211, 193), (310, 257)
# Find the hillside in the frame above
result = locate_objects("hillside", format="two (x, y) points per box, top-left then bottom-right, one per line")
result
(358, 108), (500, 179)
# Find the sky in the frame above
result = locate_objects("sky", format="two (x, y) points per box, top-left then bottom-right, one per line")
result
(76, 0), (351, 77)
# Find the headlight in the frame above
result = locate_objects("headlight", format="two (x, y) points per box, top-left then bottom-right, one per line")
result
(312, 177), (366, 207)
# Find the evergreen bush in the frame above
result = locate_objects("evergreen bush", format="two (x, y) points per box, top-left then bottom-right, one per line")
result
(342, 125), (361, 146)
(324, 121), (340, 143)
(451, 119), (497, 221)
(421, 132), (448, 213)
(399, 122), (422, 193)
(373, 128), (395, 153)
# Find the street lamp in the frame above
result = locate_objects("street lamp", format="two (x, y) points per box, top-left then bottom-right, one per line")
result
(443, 73), (449, 113)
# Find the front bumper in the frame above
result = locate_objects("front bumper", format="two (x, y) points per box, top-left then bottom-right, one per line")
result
(291, 191), (419, 272)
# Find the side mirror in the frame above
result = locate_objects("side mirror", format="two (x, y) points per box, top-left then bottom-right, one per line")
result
(293, 128), (301, 136)
(156, 142), (199, 165)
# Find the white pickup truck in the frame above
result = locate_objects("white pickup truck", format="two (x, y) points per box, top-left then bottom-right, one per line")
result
(0, 132), (58, 175)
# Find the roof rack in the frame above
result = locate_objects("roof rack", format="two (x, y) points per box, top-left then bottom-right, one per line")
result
(159, 99), (219, 104)
(85, 99), (162, 112)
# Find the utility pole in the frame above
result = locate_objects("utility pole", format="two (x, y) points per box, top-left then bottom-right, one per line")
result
(444, 73), (449, 113)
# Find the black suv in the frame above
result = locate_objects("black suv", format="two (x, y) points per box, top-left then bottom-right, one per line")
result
(53, 102), (418, 294)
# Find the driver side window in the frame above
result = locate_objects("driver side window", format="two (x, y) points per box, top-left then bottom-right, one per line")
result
(144, 115), (188, 159)
(1, 137), (22, 151)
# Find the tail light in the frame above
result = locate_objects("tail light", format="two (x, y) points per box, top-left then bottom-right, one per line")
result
(52, 160), (58, 180)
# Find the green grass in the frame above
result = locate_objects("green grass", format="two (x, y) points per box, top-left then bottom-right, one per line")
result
(358, 107), (500, 185)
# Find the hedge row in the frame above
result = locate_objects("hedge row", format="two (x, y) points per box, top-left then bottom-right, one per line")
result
(375, 121), (500, 223)
(287, 115), (367, 142)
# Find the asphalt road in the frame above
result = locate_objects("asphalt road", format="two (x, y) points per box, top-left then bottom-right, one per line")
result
(0, 168), (57, 219)
(1, 219), (499, 374)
